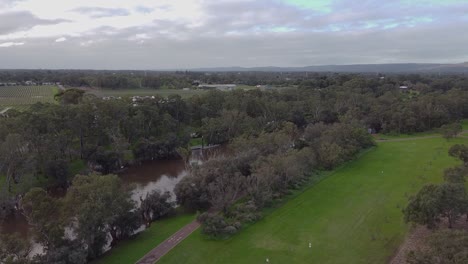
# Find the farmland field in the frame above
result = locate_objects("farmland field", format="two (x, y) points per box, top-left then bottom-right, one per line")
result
(0, 86), (58, 110)
(87, 88), (207, 99)
(156, 137), (468, 264)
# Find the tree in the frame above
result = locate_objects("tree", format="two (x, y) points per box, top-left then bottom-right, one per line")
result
(22, 188), (65, 249)
(444, 166), (467, 183)
(54, 89), (85, 105)
(317, 142), (343, 169)
(440, 123), (463, 140)
(139, 190), (174, 227)
(0, 134), (33, 192)
(407, 229), (468, 264)
(0, 233), (32, 264)
(449, 144), (468, 165)
(45, 159), (69, 188)
(64, 174), (139, 260)
(438, 183), (467, 228)
(32, 239), (87, 264)
(207, 171), (245, 214)
(404, 183), (467, 228)
(174, 175), (210, 212)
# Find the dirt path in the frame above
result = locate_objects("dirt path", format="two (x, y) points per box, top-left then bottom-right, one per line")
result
(135, 220), (200, 264)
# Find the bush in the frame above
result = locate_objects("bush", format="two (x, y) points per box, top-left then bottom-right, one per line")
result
(198, 212), (239, 238)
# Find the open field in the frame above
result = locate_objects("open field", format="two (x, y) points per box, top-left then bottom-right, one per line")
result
(156, 137), (467, 264)
(94, 213), (195, 264)
(87, 88), (207, 99)
(0, 86), (58, 110)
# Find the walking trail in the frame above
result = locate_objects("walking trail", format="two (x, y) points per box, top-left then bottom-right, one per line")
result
(135, 220), (200, 264)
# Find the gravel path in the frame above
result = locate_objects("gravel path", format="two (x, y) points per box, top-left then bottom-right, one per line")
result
(135, 220), (200, 264)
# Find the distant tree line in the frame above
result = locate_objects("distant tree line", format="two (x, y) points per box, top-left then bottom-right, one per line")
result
(1, 70), (468, 91)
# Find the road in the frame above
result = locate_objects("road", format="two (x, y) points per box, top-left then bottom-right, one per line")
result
(135, 220), (200, 264)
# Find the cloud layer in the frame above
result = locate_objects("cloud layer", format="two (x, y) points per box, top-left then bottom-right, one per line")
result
(0, 0), (467, 69)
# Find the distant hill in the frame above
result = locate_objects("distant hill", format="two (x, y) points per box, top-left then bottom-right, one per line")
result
(191, 63), (468, 73)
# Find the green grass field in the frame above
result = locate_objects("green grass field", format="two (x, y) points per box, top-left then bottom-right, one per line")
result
(94, 213), (195, 264)
(88, 88), (207, 99)
(0, 86), (58, 110)
(155, 137), (467, 264)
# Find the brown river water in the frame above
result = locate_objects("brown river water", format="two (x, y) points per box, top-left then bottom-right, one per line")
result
(0, 146), (225, 255)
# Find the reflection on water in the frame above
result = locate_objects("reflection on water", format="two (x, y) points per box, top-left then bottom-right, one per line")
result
(0, 211), (44, 256)
(1, 211), (30, 237)
(0, 145), (226, 254)
(120, 159), (187, 203)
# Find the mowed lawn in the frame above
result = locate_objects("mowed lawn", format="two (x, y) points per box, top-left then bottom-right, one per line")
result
(158, 137), (467, 264)
(94, 213), (195, 264)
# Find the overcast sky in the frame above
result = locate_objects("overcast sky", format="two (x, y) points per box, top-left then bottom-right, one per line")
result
(0, 0), (467, 69)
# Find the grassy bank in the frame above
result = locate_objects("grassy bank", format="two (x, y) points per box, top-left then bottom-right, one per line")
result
(158, 137), (467, 264)
(95, 213), (195, 264)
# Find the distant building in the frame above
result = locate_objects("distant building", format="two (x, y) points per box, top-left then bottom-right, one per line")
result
(399, 85), (409, 90)
(198, 84), (236, 91)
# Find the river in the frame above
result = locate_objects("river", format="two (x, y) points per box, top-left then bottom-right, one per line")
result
(0, 145), (225, 254)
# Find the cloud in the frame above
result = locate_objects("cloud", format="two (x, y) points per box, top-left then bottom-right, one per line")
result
(71, 6), (130, 18)
(0, 0), (467, 68)
(0, 0), (25, 8)
(0, 11), (70, 35)
(0, 42), (24, 47)
(134, 5), (153, 14)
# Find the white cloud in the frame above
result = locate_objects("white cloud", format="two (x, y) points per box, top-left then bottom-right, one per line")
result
(0, 42), (24, 47)
(0, 0), (468, 68)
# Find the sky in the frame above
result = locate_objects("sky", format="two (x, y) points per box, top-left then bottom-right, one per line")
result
(0, 0), (468, 69)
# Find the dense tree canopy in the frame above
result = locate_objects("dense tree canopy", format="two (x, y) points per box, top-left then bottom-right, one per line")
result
(1, 72), (468, 261)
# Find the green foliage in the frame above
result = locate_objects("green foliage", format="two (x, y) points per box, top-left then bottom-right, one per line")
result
(159, 138), (467, 264)
(404, 183), (467, 228)
(449, 144), (468, 165)
(139, 190), (174, 227)
(22, 188), (65, 248)
(197, 212), (240, 238)
(54, 88), (85, 105)
(440, 122), (463, 140)
(0, 233), (32, 264)
(64, 174), (139, 260)
(407, 229), (468, 264)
